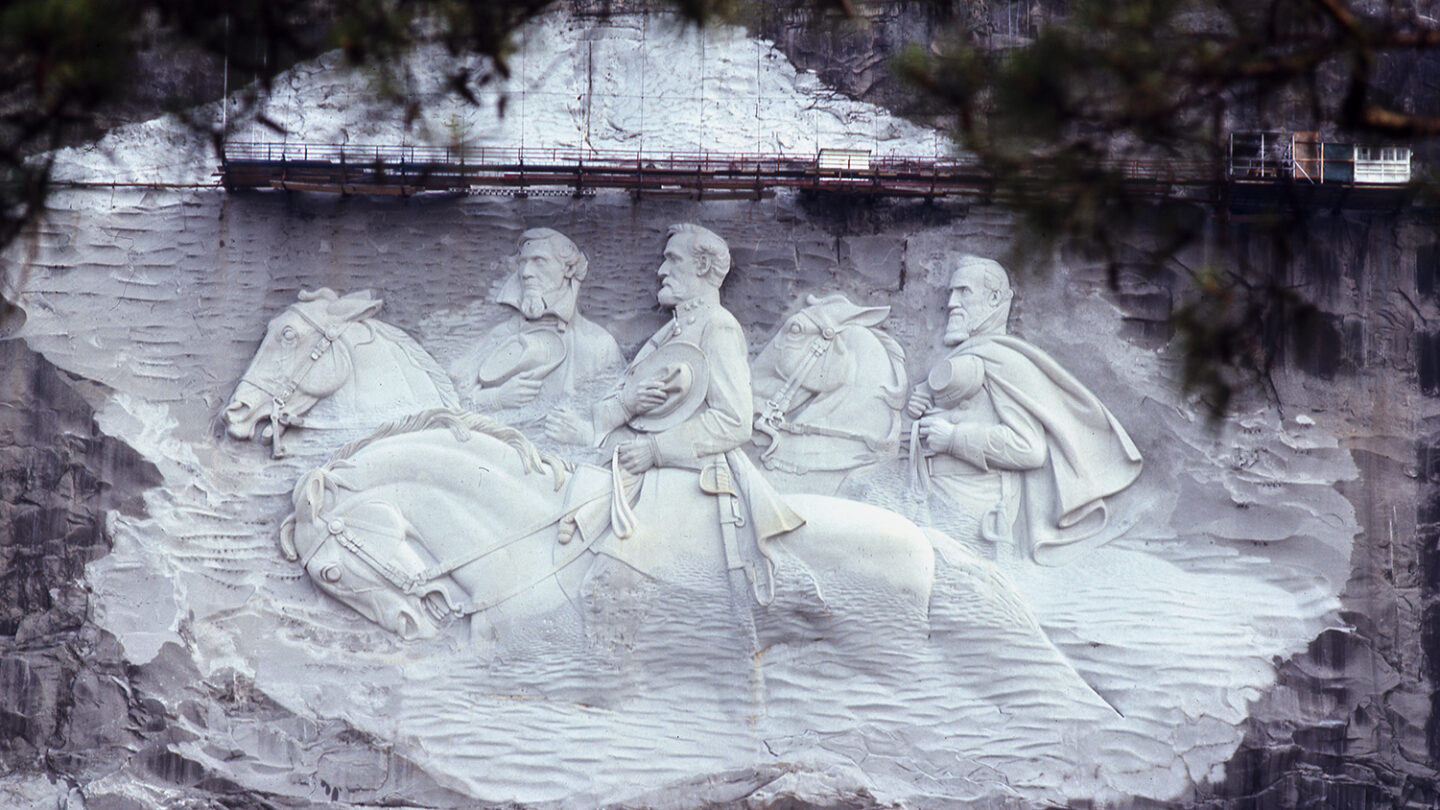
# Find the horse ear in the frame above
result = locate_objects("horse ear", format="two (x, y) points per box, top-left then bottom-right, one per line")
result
(327, 292), (384, 324)
(844, 305), (890, 329)
(279, 514), (299, 561)
(301, 469), (328, 521)
(298, 287), (340, 303)
(806, 294), (889, 331)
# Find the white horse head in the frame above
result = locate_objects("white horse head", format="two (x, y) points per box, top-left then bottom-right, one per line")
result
(753, 293), (908, 485)
(280, 409), (579, 640)
(279, 408), (946, 644)
(224, 288), (459, 456)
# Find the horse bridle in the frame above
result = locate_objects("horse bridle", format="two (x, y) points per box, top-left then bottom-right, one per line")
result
(302, 482), (610, 624)
(238, 305), (354, 449)
(755, 324), (894, 466)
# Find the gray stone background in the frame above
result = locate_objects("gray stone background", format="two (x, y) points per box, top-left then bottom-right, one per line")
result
(2, 1), (1439, 804)
(2, 181), (1434, 807)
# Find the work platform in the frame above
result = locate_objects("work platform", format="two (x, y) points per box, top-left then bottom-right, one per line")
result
(216, 142), (1216, 202)
(215, 141), (1419, 210)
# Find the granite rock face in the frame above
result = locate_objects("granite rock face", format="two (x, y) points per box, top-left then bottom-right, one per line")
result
(1107, 214), (1440, 808)
(0, 342), (469, 809)
(1, 7), (1438, 809)
(0, 341), (155, 794)
(0, 183), (1417, 807)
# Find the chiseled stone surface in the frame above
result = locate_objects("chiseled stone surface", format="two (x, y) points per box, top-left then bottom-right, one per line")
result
(1, 183), (1413, 807)
(0, 341), (153, 772)
(1193, 217), (1440, 808)
(1, 9), (1436, 808)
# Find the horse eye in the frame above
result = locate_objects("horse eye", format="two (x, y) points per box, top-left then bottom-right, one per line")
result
(320, 564), (342, 583)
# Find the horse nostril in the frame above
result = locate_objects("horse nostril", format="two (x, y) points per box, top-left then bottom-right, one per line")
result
(223, 401), (261, 439)
(398, 613), (419, 640)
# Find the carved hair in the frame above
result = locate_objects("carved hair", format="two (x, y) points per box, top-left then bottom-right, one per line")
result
(284, 408), (570, 557)
(953, 256), (1012, 300)
(297, 287), (343, 302)
(870, 329), (909, 408)
(368, 321), (460, 407)
(518, 228), (588, 282)
(328, 407), (565, 484)
(667, 223), (731, 283)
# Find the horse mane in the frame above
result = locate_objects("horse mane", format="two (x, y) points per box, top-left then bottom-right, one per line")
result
(820, 321), (909, 411)
(366, 320), (461, 407)
(290, 291), (459, 409)
(332, 407), (566, 484)
(864, 327), (909, 408)
(286, 407), (570, 554)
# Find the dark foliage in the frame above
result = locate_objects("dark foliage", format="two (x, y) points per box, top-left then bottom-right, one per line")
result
(894, 0), (1440, 414)
(3, 0), (1438, 413)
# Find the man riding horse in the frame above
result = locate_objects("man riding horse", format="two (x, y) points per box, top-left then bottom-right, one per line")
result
(546, 224), (803, 603)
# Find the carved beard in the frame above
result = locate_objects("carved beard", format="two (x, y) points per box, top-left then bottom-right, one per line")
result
(520, 289), (547, 319)
(519, 275), (564, 320)
(946, 301), (1007, 345)
(943, 307), (974, 345)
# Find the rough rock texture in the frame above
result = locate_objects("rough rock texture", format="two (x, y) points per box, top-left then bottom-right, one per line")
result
(756, 8), (1440, 801)
(0, 184), (1429, 808)
(1113, 213), (1440, 809)
(751, 1), (959, 123)
(0, 341), (467, 809)
(1, 4), (1438, 808)
(0, 341), (156, 790)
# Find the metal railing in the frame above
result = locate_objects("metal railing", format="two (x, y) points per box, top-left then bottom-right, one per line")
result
(221, 142), (988, 174)
(219, 141), (1221, 191)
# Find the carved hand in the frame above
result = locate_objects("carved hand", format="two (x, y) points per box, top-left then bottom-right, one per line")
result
(918, 415), (956, 455)
(617, 438), (657, 474)
(622, 379), (671, 416)
(544, 407), (594, 446)
(906, 386), (933, 419)
(483, 376), (543, 409)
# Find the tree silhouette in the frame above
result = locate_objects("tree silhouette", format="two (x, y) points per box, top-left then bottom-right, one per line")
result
(3, 0), (1435, 411)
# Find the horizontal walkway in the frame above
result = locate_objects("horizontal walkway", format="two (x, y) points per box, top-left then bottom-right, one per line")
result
(216, 142), (1224, 202)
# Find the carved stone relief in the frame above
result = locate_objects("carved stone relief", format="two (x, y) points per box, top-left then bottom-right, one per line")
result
(5, 194), (1358, 808)
(449, 228), (623, 423)
(907, 256), (1144, 566)
(224, 287), (459, 457)
(751, 293), (908, 495)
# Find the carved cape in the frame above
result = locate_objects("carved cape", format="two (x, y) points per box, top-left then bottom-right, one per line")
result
(946, 334), (1143, 565)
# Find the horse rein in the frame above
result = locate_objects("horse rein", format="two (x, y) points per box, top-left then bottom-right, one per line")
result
(238, 306), (355, 449)
(305, 480), (612, 623)
(756, 325), (897, 467)
(909, 417), (932, 494)
(755, 326), (837, 463)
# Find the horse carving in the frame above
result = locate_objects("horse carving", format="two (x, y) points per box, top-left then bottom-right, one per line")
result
(752, 294), (908, 494)
(224, 288), (459, 457)
(278, 409), (948, 640)
(278, 408), (1122, 722)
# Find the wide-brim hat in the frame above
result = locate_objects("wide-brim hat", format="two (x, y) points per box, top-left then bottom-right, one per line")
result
(624, 340), (709, 432)
(477, 327), (566, 385)
(929, 354), (986, 410)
